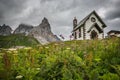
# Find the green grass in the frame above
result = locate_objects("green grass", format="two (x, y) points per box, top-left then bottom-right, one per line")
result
(0, 34), (39, 48)
(0, 37), (120, 80)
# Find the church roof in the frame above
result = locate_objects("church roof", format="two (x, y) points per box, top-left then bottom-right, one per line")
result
(87, 23), (103, 33)
(107, 30), (120, 34)
(73, 10), (107, 31)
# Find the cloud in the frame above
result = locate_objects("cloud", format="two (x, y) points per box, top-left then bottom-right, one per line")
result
(0, 0), (120, 40)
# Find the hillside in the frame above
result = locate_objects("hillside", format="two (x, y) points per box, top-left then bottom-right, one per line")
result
(0, 38), (120, 80)
(0, 34), (39, 48)
(13, 18), (60, 44)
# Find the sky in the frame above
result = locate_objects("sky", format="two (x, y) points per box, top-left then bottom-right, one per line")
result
(0, 0), (120, 40)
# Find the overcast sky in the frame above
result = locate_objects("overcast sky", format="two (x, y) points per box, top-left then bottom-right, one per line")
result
(0, 0), (120, 40)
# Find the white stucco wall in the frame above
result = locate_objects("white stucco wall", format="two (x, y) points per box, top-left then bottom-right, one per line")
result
(85, 14), (104, 39)
(109, 33), (115, 35)
(75, 26), (84, 40)
(117, 34), (120, 37)
(109, 33), (120, 37)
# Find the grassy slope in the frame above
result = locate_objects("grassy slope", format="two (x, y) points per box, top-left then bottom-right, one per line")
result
(0, 37), (120, 79)
(0, 34), (39, 48)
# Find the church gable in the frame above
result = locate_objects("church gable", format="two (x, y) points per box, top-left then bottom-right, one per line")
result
(85, 13), (104, 33)
(72, 10), (107, 40)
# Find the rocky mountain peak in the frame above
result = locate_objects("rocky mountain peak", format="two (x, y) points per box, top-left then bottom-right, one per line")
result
(0, 18), (60, 44)
(35, 17), (51, 34)
(0, 24), (12, 36)
(39, 17), (50, 29)
(13, 23), (33, 35)
(29, 17), (60, 44)
(42, 17), (49, 24)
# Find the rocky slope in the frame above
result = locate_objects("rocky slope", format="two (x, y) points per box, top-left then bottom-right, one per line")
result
(13, 24), (33, 35)
(0, 24), (12, 36)
(29, 17), (60, 44)
(9, 17), (60, 44)
(0, 18), (60, 44)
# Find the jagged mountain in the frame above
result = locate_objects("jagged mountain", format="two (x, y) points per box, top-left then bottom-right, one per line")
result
(0, 18), (60, 44)
(29, 17), (60, 44)
(13, 23), (33, 35)
(0, 24), (12, 36)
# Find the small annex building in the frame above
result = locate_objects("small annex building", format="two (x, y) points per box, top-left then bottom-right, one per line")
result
(107, 30), (120, 38)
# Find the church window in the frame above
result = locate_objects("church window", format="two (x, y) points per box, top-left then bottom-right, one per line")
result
(91, 17), (96, 22)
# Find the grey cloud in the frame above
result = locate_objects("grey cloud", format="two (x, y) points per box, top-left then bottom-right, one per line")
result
(104, 0), (120, 20)
(0, 0), (120, 40)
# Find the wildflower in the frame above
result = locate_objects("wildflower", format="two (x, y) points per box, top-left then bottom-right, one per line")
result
(24, 47), (32, 50)
(6, 51), (12, 53)
(13, 50), (18, 54)
(84, 54), (87, 57)
(16, 75), (23, 79)
(83, 51), (87, 54)
(8, 48), (17, 51)
(66, 47), (71, 50)
(94, 58), (101, 62)
(45, 47), (49, 49)
(36, 68), (40, 70)
(13, 53), (18, 56)
(54, 43), (58, 46)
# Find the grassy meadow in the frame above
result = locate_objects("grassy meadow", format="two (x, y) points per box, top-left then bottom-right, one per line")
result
(0, 37), (120, 80)
(0, 34), (39, 48)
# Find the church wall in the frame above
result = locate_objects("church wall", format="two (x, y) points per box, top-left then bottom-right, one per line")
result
(85, 14), (103, 32)
(117, 34), (120, 37)
(86, 26), (98, 39)
(85, 14), (104, 39)
(76, 26), (84, 40)
(91, 27), (103, 39)
(85, 26), (103, 39)
(80, 26), (84, 40)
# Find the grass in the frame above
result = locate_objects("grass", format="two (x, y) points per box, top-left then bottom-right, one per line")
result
(0, 37), (120, 80)
(0, 34), (39, 48)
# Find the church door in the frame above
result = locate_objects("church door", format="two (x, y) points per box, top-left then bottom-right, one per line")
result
(91, 30), (98, 39)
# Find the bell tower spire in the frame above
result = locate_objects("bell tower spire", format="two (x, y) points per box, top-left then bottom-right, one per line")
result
(73, 17), (77, 29)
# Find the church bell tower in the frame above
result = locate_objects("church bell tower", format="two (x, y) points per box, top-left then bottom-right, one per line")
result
(73, 17), (77, 29)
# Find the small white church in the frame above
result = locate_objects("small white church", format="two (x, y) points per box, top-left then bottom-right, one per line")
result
(72, 10), (107, 40)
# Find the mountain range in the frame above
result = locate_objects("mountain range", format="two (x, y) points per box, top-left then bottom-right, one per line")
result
(0, 17), (60, 44)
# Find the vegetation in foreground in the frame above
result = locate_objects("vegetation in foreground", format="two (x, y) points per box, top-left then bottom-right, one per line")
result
(0, 38), (120, 80)
(0, 34), (39, 48)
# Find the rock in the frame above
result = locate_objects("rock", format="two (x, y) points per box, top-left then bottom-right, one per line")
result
(13, 23), (33, 35)
(0, 24), (12, 36)
(0, 17), (60, 44)
(29, 17), (60, 44)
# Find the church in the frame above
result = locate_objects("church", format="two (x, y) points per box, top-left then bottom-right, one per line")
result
(72, 10), (107, 40)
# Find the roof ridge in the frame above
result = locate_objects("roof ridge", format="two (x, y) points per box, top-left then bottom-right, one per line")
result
(73, 10), (106, 31)
(78, 10), (95, 25)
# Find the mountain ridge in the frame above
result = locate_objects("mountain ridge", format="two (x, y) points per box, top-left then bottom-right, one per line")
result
(0, 17), (60, 44)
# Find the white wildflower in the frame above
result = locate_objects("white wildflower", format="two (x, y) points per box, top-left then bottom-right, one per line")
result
(54, 43), (58, 46)
(24, 47), (32, 50)
(45, 47), (49, 49)
(36, 68), (40, 70)
(16, 75), (23, 79)
(66, 48), (71, 50)
(8, 48), (17, 51)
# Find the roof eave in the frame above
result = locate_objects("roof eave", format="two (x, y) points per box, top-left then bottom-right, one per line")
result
(72, 24), (84, 32)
